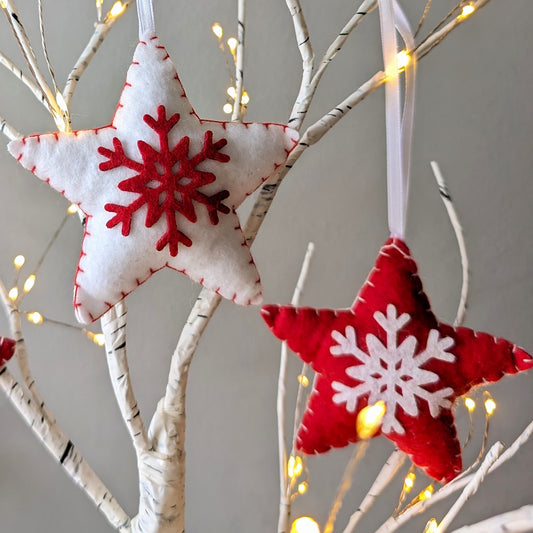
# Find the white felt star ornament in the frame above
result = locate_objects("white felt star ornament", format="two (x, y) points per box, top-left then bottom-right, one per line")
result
(9, 36), (298, 324)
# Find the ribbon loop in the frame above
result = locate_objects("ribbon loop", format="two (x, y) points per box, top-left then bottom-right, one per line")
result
(137, 0), (156, 39)
(378, 0), (416, 240)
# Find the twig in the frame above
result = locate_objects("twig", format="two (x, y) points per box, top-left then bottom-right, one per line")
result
(342, 449), (406, 533)
(277, 242), (315, 533)
(63, 1), (134, 106)
(245, 0), (491, 248)
(101, 301), (150, 453)
(289, 0), (378, 131)
(231, 0), (246, 122)
(0, 50), (48, 109)
(2, 0), (61, 119)
(414, 0), (433, 38)
(324, 441), (370, 533)
(450, 505), (533, 533)
(285, 0), (314, 129)
(438, 442), (504, 532)
(0, 365), (131, 532)
(415, 0), (492, 60)
(430, 161), (469, 327)
(0, 113), (22, 140)
(373, 420), (533, 533)
(38, 0), (59, 95)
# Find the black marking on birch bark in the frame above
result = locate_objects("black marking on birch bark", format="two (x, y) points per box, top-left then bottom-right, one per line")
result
(115, 341), (126, 351)
(198, 314), (208, 318)
(11, 12), (23, 27)
(439, 186), (452, 201)
(299, 36), (310, 46)
(117, 374), (125, 380)
(357, 11), (368, 15)
(60, 440), (74, 464)
(0, 367), (6, 376)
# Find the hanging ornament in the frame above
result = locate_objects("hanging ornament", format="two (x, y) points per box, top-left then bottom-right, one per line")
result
(262, 0), (532, 483)
(8, 0), (298, 324)
(262, 238), (533, 482)
(0, 337), (16, 369)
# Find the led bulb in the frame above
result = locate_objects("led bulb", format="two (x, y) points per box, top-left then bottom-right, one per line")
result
(459, 4), (475, 18)
(8, 287), (18, 301)
(297, 374), (309, 387)
(0, 1), (6, 9)
(227, 86), (237, 99)
(484, 398), (496, 416)
(109, 1), (125, 17)
(356, 400), (386, 439)
(23, 274), (36, 293)
(464, 397), (476, 412)
(27, 312), (43, 325)
(420, 485), (434, 501)
(288, 456), (303, 479)
(93, 333), (105, 347)
(223, 103), (233, 114)
(396, 50), (410, 70)
(403, 472), (416, 492)
(68, 203), (78, 215)
(241, 91), (250, 105)
(14, 255), (25, 268)
(212, 23), (223, 39)
(290, 517), (320, 533)
(297, 481), (308, 495)
(227, 37), (238, 52)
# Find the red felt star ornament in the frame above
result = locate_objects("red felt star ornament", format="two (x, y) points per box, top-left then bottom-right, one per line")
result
(8, 35), (298, 324)
(262, 238), (532, 482)
(0, 337), (16, 370)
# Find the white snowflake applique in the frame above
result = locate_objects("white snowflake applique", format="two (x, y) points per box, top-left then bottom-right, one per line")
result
(330, 303), (456, 435)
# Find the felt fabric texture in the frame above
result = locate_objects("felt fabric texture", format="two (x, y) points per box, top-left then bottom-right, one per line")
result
(8, 34), (298, 324)
(0, 337), (16, 369)
(262, 238), (533, 482)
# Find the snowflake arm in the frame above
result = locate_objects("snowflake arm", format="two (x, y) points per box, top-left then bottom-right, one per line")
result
(330, 326), (368, 360)
(331, 381), (371, 412)
(415, 329), (455, 366)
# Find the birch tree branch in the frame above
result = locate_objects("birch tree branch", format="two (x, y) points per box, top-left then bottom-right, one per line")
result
(438, 442), (504, 533)
(2, 0), (61, 119)
(63, 1), (134, 107)
(451, 506), (533, 533)
(342, 449), (406, 533)
(0, 114), (22, 140)
(373, 421), (533, 533)
(101, 301), (150, 453)
(231, 0), (246, 122)
(277, 242), (315, 533)
(0, 364), (131, 531)
(0, 50), (48, 110)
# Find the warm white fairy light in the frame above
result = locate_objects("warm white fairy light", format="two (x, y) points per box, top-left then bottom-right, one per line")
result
(464, 397), (476, 412)
(67, 203), (79, 215)
(14, 255), (25, 268)
(241, 91), (250, 105)
(223, 103), (233, 114)
(396, 50), (411, 70)
(109, 1), (125, 18)
(297, 481), (308, 495)
(27, 311), (43, 325)
(211, 23), (223, 39)
(227, 37), (238, 53)
(356, 400), (386, 439)
(403, 471), (416, 492)
(227, 86), (237, 99)
(8, 287), (18, 301)
(23, 274), (36, 293)
(288, 455), (303, 479)
(291, 517), (320, 533)
(420, 484), (434, 501)
(297, 374), (309, 387)
(0, 1), (6, 9)
(86, 331), (105, 347)
(484, 397), (496, 416)
(459, 4), (475, 18)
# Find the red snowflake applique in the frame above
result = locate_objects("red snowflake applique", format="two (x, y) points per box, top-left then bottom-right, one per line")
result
(98, 105), (231, 256)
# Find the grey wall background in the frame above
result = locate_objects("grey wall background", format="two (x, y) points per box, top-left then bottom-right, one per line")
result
(0, 1), (531, 532)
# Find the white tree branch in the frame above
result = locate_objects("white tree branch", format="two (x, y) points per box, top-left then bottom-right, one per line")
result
(451, 506), (533, 533)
